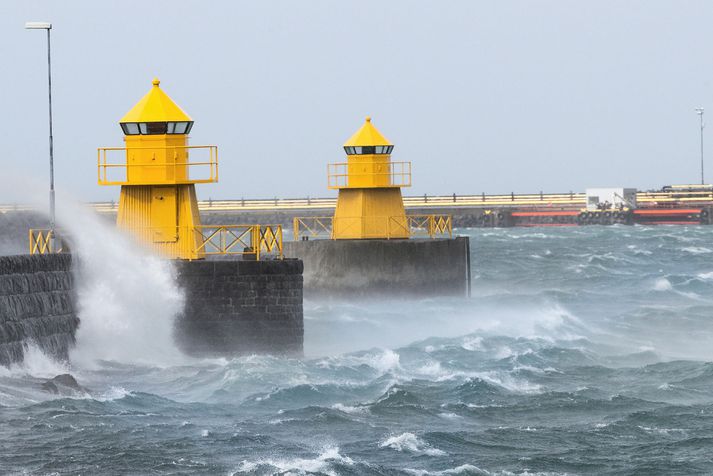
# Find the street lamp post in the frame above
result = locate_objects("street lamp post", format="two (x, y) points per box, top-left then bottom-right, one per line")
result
(696, 107), (705, 185)
(25, 21), (55, 242)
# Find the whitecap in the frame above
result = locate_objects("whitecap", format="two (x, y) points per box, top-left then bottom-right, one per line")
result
(404, 464), (489, 475)
(681, 246), (712, 255)
(379, 432), (447, 456)
(231, 446), (353, 476)
(331, 403), (369, 414)
(461, 336), (483, 351)
(94, 386), (133, 402)
(653, 277), (672, 291)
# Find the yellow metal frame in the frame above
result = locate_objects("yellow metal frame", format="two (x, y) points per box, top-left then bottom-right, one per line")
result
(327, 161), (411, 189)
(98, 145), (218, 186)
(293, 215), (452, 241)
(292, 217), (333, 240)
(193, 224), (283, 260)
(28, 225), (282, 260)
(29, 229), (65, 255)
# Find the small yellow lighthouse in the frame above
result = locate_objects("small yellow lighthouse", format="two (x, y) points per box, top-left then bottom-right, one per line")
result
(98, 78), (218, 259)
(330, 117), (411, 239)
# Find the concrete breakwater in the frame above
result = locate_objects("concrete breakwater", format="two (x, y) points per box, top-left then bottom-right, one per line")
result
(0, 251), (304, 366)
(174, 258), (304, 357)
(0, 254), (78, 366)
(283, 237), (471, 298)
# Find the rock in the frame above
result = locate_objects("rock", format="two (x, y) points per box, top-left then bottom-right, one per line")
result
(40, 381), (59, 394)
(40, 374), (87, 395)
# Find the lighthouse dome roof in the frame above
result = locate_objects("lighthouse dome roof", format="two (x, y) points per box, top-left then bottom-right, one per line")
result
(119, 78), (192, 123)
(343, 116), (392, 147)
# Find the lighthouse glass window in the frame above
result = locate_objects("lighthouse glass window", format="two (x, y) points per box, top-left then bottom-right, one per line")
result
(121, 123), (140, 135)
(121, 122), (195, 135)
(344, 145), (393, 155)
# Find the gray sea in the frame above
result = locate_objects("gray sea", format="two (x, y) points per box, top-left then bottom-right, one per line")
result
(2, 225), (713, 475)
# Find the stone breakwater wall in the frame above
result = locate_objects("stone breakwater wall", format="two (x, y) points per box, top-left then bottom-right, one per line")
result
(174, 258), (304, 357)
(283, 237), (471, 298)
(0, 254), (78, 366)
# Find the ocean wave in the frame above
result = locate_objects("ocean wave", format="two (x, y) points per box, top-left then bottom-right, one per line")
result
(331, 402), (369, 414)
(379, 432), (447, 456)
(232, 446), (354, 476)
(681, 246), (712, 255)
(653, 277), (673, 291)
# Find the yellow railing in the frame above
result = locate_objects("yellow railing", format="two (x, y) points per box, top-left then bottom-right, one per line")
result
(28, 225), (282, 260)
(29, 229), (66, 255)
(407, 215), (453, 238)
(193, 224), (283, 260)
(293, 217), (333, 240)
(97, 145), (218, 186)
(293, 215), (452, 240)
(327, 161), (411, 189)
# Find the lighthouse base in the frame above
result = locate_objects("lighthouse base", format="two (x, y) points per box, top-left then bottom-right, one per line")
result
(282, 237), (471, 298)
(174, 258), (304, 357)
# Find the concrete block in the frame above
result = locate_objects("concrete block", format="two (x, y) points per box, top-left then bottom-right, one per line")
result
(283, 237), (471, 298)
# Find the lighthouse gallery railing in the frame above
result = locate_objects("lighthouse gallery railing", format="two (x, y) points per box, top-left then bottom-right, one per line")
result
(97, 145), (218, 185)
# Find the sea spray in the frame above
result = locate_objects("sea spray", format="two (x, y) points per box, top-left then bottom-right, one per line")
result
(0, 172), (187, 367)
(56, 202), (186, 367)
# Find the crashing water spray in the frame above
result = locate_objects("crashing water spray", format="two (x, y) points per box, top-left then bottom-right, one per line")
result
(57, 200), (187, 368)
(1, 171), (186, 368)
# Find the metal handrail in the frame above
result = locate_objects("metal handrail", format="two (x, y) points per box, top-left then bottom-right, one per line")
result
(9, 190), (713, 215)
(292, 217), (333, 241)
(29, 229), (66, 255)
(293, 215), (452, 240)
(28, 224), (282, 260)
(97, 145), (218, 186)
(327, 161), (411, 189)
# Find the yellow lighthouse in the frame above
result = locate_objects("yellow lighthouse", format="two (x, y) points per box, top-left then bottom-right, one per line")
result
(98, 78), (218, 259)
(330, 117), (411, 239)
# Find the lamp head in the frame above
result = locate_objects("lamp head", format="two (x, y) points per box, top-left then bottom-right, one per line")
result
(25, 22), (52, 30)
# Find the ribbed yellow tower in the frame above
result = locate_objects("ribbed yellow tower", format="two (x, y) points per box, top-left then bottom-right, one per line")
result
(98, 78), (218, 259)
(330, 117), (411, 239)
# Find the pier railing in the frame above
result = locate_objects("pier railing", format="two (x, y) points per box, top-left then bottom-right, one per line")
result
(29, 224), (283, 260)
(28, 229), (67, 255)
(9, 190), (713, 216)
(293, 215), (452, 240)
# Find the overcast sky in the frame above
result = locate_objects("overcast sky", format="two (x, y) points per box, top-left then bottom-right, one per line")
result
(2, 1), (712, 202)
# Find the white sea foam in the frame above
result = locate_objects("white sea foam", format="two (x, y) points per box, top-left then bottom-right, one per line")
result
(438, 412), (461, 420)
(681, 246), (712, 254)
(405, 465), (489, 475)
(331, 349), (402, 374)
(5, 344), (70, 378)
(379, 432), (446, 456)
(232, 446), (353, 476)
(638, 426), (687, 436)
(331, 402), (369, 414)
(93, 386), (133, 402)
(653, 277), (672, 291)
(461, 336), (484, 351)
